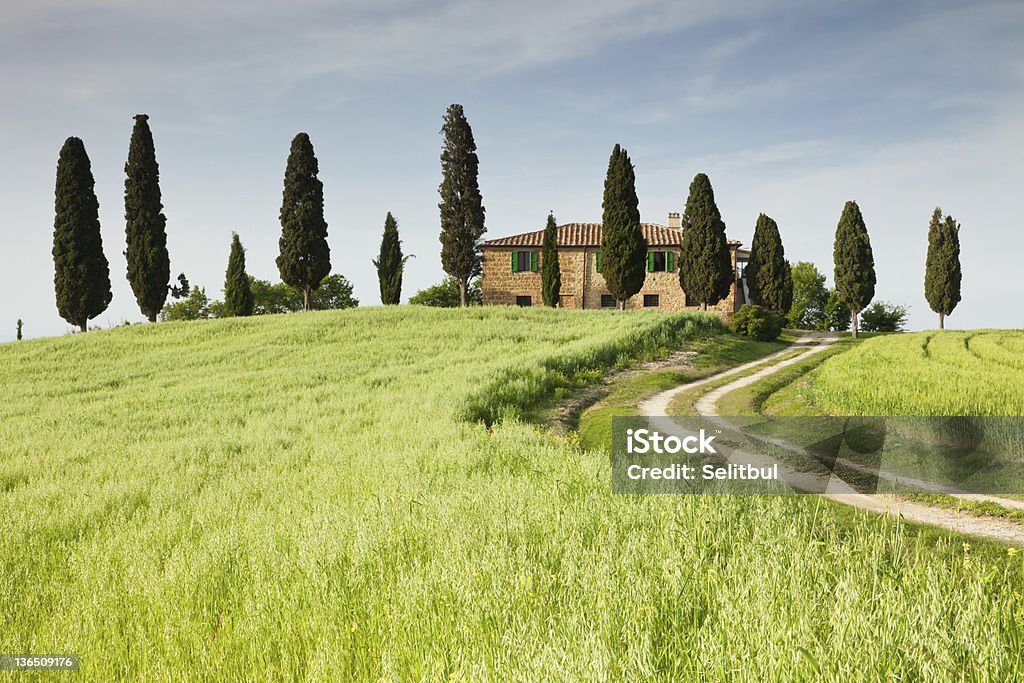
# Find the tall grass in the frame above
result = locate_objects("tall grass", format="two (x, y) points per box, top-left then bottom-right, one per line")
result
(1, 309), (1022, 681)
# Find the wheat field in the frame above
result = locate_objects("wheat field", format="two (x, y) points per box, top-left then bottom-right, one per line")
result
(1, 309), (1022, 681)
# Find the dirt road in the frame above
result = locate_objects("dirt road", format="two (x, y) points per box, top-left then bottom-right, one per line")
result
(638, 336), (1024, 546)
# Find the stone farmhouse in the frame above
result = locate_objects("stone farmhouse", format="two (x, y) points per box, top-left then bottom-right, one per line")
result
(480, 213), (750, 320)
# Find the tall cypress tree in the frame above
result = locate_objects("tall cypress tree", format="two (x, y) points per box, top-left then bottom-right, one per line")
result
(223, 232), (254, 317)
(53, 136), (112, 332)
(833, 200), (876, 337)
(438, 104), (486, 307)
(924, 207), (962, 330)
(679, 173), (732, 310)
(541, 212), (561, 307)
(124, 114), (170, 322)
(747, 213), (791, 314)
(277, 132), (331, 311)
(600, 144), (646, 309)
(373, 212), (410, 305)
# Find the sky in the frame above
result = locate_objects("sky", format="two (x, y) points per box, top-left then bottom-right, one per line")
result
(2, 0), (1023, 340)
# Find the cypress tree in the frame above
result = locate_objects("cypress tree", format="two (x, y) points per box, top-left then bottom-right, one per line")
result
(17, 319), (23, 341)
(832, 200), (876, 338)
(679, 173), (732, 310)
(600, 144), (647, 309)
(924, 207), (962, 330)
(373, 212), (410, 305)
(747, 213), (791, 314)
(277, 132), (331, 310)
(124, 114), (170, 322)
(223, 232), (254, 316)
(438, 104), (486, 307)
(541, 212), (561, 307)
(781, 259), (794, 317)
(53, 136), (112, 332)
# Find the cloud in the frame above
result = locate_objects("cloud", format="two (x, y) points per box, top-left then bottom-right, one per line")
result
(0, 0), (807, 109)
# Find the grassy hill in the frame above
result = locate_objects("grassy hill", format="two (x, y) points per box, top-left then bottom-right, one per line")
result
(1, 310), (1023, 680)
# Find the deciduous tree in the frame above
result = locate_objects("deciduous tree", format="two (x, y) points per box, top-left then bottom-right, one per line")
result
(409, 277), (482, 307)
(787, 261), (828, 329)
(860, 301), (908, 333)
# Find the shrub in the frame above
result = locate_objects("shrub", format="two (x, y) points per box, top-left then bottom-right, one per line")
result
(409, 277), (482, 307)
(732, 304), (784, 341)
(860, 301), (908, 333)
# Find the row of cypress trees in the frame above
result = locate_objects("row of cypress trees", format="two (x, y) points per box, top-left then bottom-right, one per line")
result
(49, 105), (961, 331)
(50, 120), (380, 330)
(598, 145), (775, 314)
(52, 115), (171, 331)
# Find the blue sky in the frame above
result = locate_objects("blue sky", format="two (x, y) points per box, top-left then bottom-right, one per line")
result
(2, 0), (1022, 340)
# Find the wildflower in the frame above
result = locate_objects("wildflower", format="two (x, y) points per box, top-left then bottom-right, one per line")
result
(1008, 547), (1019, 557)
(963, 543), (971, 553)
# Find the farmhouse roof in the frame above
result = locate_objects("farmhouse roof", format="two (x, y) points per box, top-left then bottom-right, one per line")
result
(482, 223), (743, 249)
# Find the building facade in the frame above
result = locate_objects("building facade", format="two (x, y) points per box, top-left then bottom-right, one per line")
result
(480, 213), (749, 320)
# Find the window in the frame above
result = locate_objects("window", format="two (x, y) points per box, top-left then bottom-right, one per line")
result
(643, 294), (660, 308)
(600, 294), (616, 308)
(647, 251), (675, 272)
(595, 250), (602, 273)
(511, 251), (537, 273)
(515, 295), (532, 307)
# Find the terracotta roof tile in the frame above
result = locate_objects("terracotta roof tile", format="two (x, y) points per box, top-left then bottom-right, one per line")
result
(482, 223), (742, 248)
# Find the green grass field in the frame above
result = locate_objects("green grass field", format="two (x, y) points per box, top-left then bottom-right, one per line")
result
(812, 330), (1024, 416)
(2, 311), (1024, 681)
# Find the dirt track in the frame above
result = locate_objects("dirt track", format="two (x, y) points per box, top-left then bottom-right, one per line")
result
(638, 336), (1024, 547)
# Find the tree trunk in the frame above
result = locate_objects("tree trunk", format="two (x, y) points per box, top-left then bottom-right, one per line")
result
(619, 300), (625, 311)
(939, 312), (945, 330)
(79, 322), (87, 333)
(702, 302), (708, 311)
(147, 312), (157, 323)
(458, 280), (467, 308)
(304, 287), (311, 311)
(851, 310), (859, 339)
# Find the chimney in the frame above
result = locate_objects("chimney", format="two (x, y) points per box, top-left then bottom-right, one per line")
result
(667, 212), (681, 229)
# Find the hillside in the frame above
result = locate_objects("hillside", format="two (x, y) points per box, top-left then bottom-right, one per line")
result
(1, 310), (1023, 680)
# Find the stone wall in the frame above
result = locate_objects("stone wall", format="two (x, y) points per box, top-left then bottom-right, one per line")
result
(481, 248), (586, 308)
(481, 246), (741, 322)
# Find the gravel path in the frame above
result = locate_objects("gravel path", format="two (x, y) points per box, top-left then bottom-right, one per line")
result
(638, 336), (1024, 546)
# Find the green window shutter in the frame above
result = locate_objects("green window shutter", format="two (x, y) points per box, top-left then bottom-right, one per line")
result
(667, 251), (675, 272)
(530, 251), (538, 272)
(647, 252), (654, 272)
(596, 250), (602, 273)
(511, 251), (517, 272)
